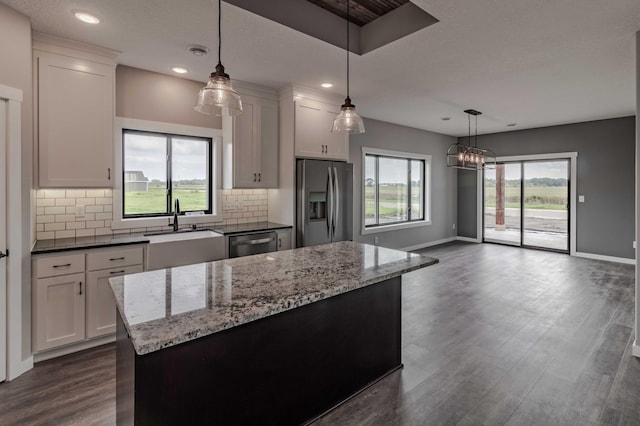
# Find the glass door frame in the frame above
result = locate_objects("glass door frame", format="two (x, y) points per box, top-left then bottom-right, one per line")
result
(480, 152), (578, 256)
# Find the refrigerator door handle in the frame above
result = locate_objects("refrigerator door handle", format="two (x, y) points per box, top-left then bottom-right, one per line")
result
(333, 166), (339, 236)
(327, 167), (333, 239)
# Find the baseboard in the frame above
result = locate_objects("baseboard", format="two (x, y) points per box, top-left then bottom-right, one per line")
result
(456, 236), (481, 243)
(574, 252), (636, 265)
(7, 356), (34, 381)
(33, 334), (115, 363)
(633, 340), (640, 358)
(401, 237), (456, 252)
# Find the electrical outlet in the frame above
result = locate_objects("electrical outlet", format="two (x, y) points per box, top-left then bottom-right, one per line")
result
(578, 195), (585, 203)
(75, 205), (85, 218)
(634, 241), (636, 249)
(453, 223), (456, 230)
(374, 236), (379, 245)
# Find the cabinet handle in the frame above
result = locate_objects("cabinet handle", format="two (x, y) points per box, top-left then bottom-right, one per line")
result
(258, 173), (261, 182)
(109, 257), (125, 261)
(108, 168), (111, 180)
(53, 263), (71, 268)
(254, 173), (257, 182)
(109, 270), (126, 274)
(79, 281), (83, 295)
(278, 238), (282, 248)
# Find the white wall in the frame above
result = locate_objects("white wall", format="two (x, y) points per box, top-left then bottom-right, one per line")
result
(0, 3), (33, 378)
(634, 31), (639, 358)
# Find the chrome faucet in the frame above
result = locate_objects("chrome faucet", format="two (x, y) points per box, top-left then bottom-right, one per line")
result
(172, 198), (180, 231)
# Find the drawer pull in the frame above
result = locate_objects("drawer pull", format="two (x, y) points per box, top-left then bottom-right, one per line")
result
(109, 257), (126, 261)
(53, 263), (72, 268)
(109, 270), (126, 275)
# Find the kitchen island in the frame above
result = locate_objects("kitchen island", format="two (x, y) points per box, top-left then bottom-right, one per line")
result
(111, 241), (438, 425)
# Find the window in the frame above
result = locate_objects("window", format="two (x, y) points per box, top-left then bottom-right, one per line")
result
(122, 130), (212, 218)
(363, 147), (430, 231)
(113, 118), (222, 229)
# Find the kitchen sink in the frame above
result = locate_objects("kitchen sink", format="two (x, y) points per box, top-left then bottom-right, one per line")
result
(146, 230), (225, 270)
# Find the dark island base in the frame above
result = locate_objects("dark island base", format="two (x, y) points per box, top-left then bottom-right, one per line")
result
(117, 277), (402, 425)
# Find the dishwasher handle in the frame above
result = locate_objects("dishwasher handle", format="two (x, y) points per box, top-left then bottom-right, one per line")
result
(231, 237), (274, 246)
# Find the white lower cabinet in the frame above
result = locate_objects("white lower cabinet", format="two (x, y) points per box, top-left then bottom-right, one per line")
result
(277, 229), (292, 251)
(34, 272), (85, 351)
(33, 245), (144, 355)
(86, 264), (143, 338)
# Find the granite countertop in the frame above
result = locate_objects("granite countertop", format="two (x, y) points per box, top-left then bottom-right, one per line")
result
(32, 234), (150, 254)
(211, 221), (291, 235)
(110, 241), (438, 355)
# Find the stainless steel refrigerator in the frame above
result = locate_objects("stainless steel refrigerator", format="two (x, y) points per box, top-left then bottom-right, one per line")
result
(296, 159), (353, 247)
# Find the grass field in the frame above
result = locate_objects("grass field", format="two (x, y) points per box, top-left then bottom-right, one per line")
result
(484, 185), (568, 210)
(364, 185), (422, 223)
(124, 186), (208, 215)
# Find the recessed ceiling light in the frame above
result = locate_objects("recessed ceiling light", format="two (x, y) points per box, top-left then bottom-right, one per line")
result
(171, 66), (189, 74)
(507, 123), (517, 127)
(321, 82), (334, 88)
(73, 11), (100, 24)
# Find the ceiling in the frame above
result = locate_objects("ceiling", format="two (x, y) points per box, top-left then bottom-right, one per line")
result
(3, 0), (639, 137)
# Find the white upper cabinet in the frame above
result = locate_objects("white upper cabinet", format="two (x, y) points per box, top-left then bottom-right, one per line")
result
(294, 98), (348, 161)
(34, 38), (117, 188)
(223, 88), (278, 189)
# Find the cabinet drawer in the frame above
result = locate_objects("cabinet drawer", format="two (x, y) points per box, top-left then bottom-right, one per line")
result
(86, 247), (144, 271)
(35, 253), (85, 278)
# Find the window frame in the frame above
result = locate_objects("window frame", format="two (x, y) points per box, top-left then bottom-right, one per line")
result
(361, 147), (431, 235)
(121, 129), (213, 219)
(112, 117), (222, 230)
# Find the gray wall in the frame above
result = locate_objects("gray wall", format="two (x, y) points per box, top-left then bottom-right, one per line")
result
(457, 116), (636, 259)
(349, 118), (457, 250)
(116, 65), (221, 129)
(457, 169), (478, 238)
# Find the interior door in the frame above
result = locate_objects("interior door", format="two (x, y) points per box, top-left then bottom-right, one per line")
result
(1, 100), (7, 382)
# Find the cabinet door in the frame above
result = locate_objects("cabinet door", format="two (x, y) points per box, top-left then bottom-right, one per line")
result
(276, 230), (291, 251)
(233, 96), (260, 187)
(34, 272), (85, 351)
(37, 51), (114, 187)
(294, 99), (325, 159)
(86, 265), (143, 339)
(323, 107), (349, 161)
(258, 101), (279, 187)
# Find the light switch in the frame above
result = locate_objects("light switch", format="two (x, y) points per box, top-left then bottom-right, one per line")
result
(578, 195), (585, 203)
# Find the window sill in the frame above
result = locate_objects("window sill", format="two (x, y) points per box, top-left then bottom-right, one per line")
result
(361, 220), (431, 235)
(111, 214), (222, 230)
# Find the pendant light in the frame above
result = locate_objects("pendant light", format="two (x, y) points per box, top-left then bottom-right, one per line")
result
(446, 109), (496, 170)
(331, 0), (365, 134)
(194, 0), (242, 116)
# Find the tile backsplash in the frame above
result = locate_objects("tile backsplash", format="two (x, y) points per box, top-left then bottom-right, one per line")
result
(35, 188), (269, 241)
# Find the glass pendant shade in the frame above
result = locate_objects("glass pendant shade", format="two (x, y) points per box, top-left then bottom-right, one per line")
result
(194, 64), (242, 116)
(332, 98), (365, 134)
(332, 0), (365, 134)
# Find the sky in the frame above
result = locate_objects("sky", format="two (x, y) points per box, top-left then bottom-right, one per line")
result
(124, 133), (210, 181)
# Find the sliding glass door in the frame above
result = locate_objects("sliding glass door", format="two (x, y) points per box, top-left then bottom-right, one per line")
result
(484, 163), (521, 246)
(483, 159), (570, 253)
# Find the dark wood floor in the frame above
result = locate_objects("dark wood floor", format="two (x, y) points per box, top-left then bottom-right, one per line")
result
(1, 242), (638, 425)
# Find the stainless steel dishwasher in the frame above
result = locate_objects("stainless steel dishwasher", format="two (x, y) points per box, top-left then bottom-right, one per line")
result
(228, 231), (277, 258)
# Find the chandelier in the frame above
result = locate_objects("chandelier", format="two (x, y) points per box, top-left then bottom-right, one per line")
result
(446, 109), (496, 170)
